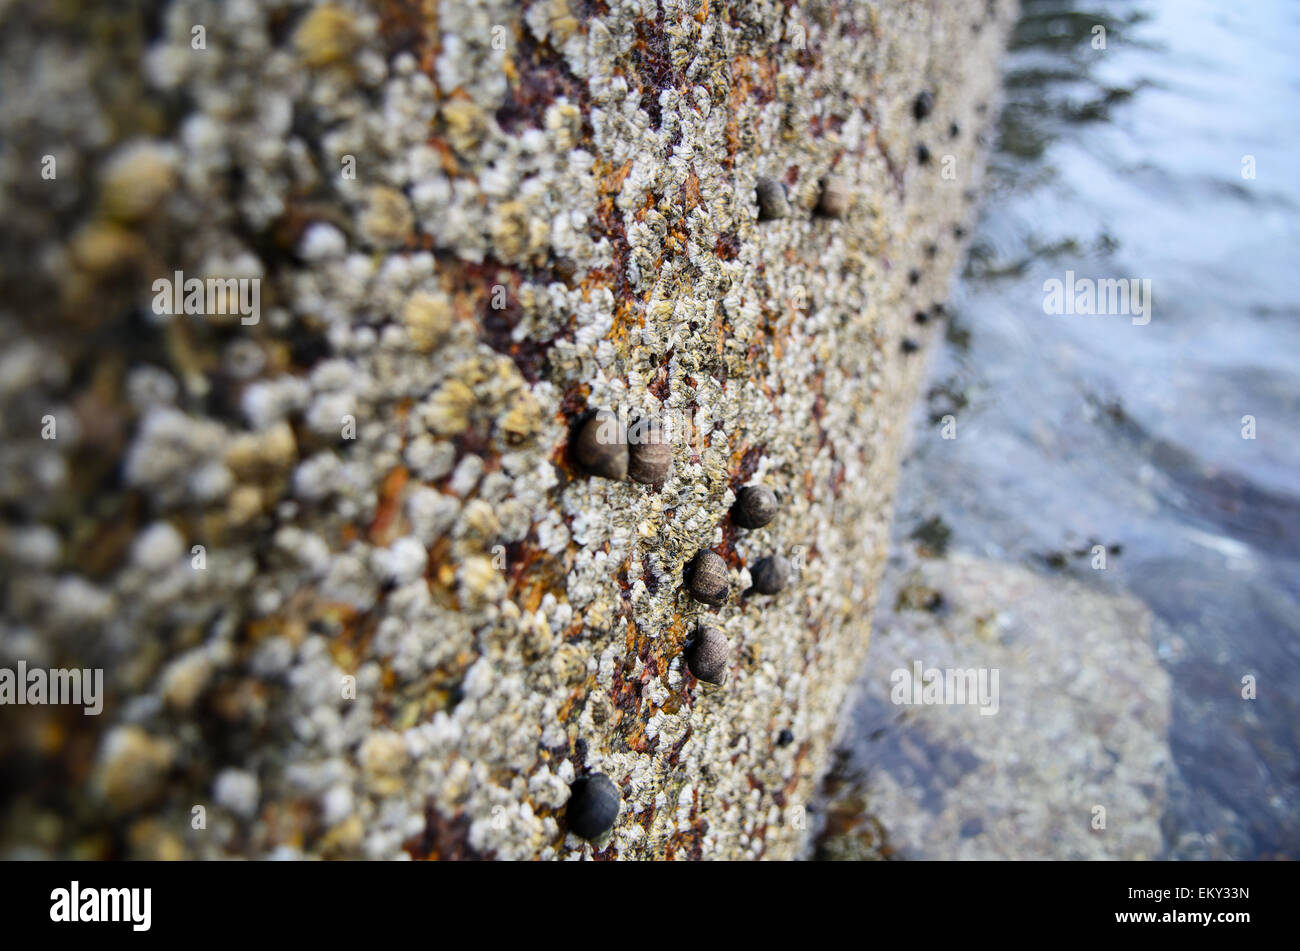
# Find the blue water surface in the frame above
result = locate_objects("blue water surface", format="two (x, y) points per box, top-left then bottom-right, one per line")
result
(877, 0), (1300, 858)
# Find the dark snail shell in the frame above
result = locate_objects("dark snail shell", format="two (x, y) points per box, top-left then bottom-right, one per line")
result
(685, 626), (729, 685)
(732, 485), (778, 529)
(755, 177), (789, 221)
(573, 410), (628, 480)
(816, 176), (851, 218)
(627, 417), (672, 484)
(688, 550), (729, 606)
(913, 90), (935, 121)
(567, 773), (620, 841)
(749, 554), (791, 595)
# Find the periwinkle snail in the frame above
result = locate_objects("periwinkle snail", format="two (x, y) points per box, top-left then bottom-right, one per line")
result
(913, 90), (935, 121)
(816, 175), (851, 219)
(687, 550), (729, 606)
(755, 177), (789, 221)
(749, 554), (790, 595)
(685, 626), (729, 685)
(627, 416), (671, 484)
(573, 410), (627, 480)
(732, 485), (778, 529)
(567, 773), (620, 841)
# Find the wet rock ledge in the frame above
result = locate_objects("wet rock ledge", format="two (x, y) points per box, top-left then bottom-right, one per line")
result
(0, 1), (1012, 859)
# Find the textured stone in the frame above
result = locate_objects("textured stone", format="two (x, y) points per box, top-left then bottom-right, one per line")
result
(0, 0), (1013, 860)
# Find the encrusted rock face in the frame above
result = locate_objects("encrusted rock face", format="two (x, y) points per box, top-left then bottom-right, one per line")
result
(0, 1), (1011, 859)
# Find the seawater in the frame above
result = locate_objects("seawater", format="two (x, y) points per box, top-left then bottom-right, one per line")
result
(843, 0), (1300, 859)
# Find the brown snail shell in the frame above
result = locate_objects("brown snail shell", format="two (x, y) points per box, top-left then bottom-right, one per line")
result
(732, 485), (778, 529)
(687, 550), (729, 606)
(816, 175), (851, 218)
(749, 554), (790, 595)
(627, 417), (671, 484)
(685, 625), (729, 685)
(573, 410), (627, 480)
(755, 177), (789, 221)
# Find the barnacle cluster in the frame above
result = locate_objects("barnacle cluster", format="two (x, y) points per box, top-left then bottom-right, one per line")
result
(0, 0), (1011, 859)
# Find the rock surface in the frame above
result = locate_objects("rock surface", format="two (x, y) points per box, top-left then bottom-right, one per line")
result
(815, 550), (1171, 860)
(0, 1), (1011, 859)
